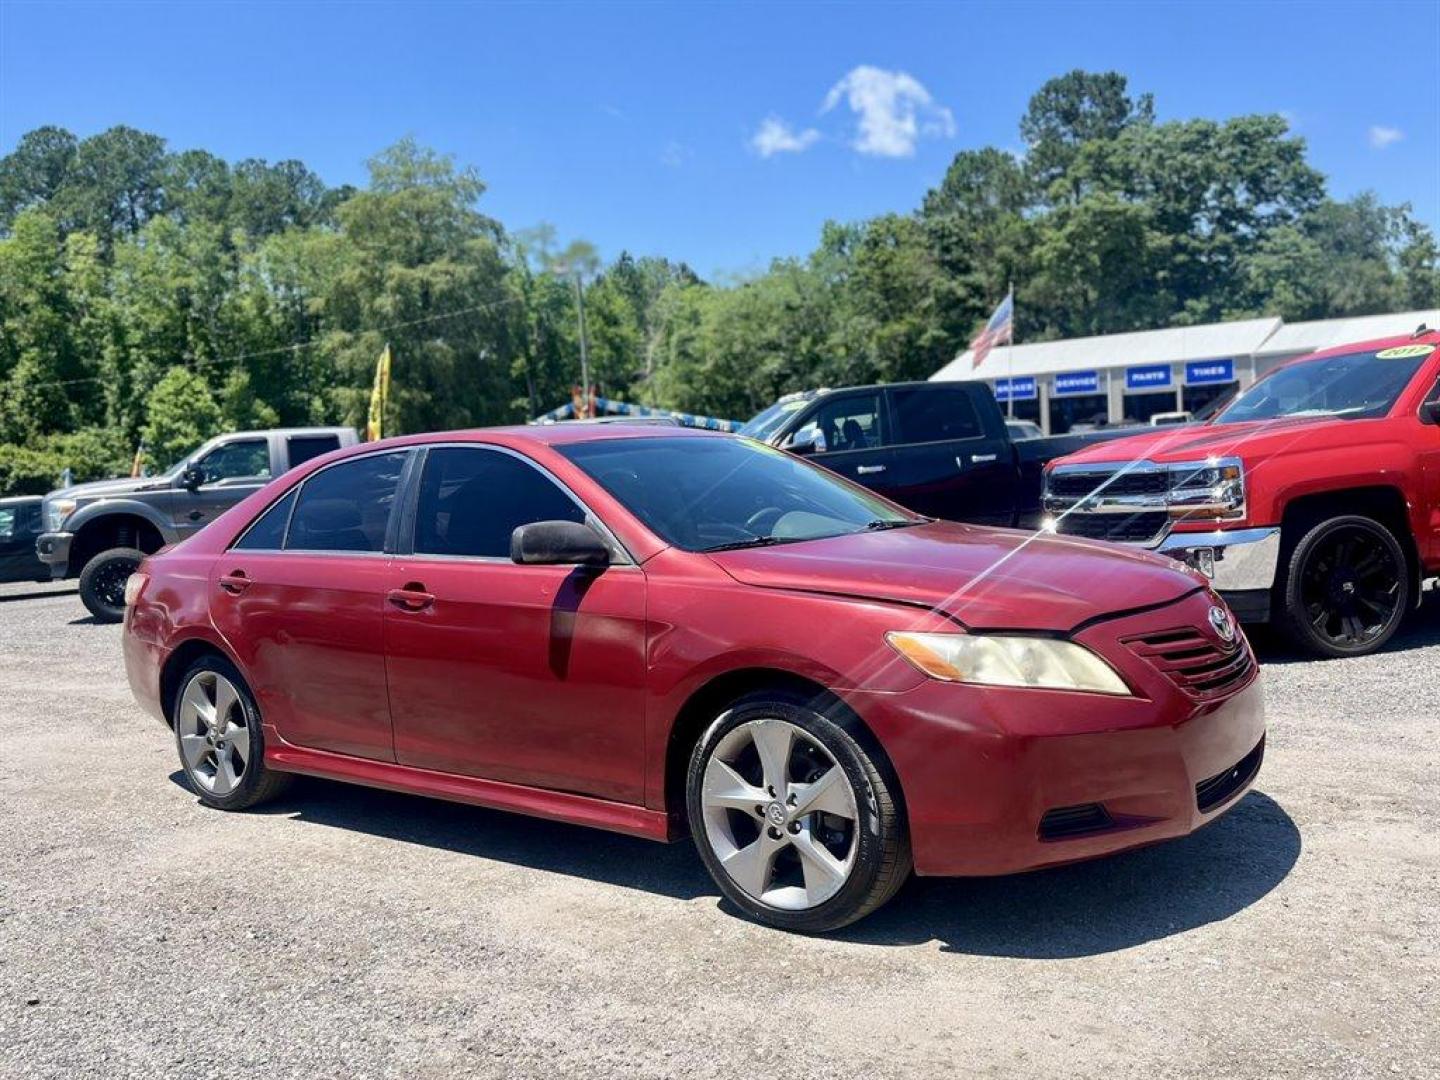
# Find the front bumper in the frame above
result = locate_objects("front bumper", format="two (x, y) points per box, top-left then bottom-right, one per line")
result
(1156, 527), (1281, 592)
(847, 590), (1266, 877)
(36, 531), (73, 578)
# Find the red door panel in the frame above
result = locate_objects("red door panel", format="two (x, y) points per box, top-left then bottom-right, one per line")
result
(210, 552), (395, 761)
(384, 559), (648, 804)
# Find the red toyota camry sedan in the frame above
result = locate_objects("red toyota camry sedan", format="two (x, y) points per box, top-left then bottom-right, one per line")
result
(123, 426), (1265, 932)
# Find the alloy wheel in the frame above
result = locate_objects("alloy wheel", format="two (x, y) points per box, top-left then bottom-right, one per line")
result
(1298, 523), (1402, 651)
(700, 718), (859, 911)
(93, 558), (137, 609)
(176, 671), (250, 796)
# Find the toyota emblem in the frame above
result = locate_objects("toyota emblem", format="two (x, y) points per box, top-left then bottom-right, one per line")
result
(1208, 605), (1236, 644)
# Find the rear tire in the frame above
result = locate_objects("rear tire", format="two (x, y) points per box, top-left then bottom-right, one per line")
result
(172, 654), (291, 810)
(686, 690), (911, 933)
(77, 546), (145, 623)
(1279, 515), (1409, 658)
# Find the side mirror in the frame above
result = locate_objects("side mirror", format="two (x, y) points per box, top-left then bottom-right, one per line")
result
(510, 520), (610, 567)
(781, 428), (827, 456)
(1421, 400), (1440, 425)
(180, 466), (206, 490)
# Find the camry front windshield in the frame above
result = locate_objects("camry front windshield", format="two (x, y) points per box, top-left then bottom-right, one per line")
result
(1217, 347), (1430, 423)
(559, 435), (918, 552)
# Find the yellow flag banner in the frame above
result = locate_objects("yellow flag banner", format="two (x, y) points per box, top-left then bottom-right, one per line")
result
(365, 344), (392, 441)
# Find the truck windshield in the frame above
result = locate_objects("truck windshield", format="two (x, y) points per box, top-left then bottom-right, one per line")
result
(739, 398), (809, 442)
(558, 435), (917, 552)
(1217, 346), (1431, 424)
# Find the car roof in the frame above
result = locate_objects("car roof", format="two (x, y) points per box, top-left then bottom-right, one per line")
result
(0, 495), (43, 507)
(361, 422), (732, 452)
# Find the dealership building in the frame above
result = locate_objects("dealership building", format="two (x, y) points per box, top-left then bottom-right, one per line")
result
(930, 308), (1440, 434)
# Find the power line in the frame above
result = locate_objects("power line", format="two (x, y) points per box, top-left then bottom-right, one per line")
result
(2, 292), (526, 397)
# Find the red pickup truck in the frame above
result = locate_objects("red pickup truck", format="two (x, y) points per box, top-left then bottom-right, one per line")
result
(1043, 329), (1440, 658)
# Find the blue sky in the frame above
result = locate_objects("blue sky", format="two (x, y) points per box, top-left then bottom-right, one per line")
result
(2, 1), (1437, 278)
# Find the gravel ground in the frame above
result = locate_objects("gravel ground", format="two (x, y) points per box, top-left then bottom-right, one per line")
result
(1, 580), (1436, 1079)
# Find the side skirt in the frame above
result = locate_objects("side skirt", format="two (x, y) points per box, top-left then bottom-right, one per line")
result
(264, 729), (673, 842)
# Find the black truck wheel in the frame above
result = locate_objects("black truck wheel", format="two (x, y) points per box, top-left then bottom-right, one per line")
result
(1279, 515), (1409, 658)
(78, 547), (145, 623)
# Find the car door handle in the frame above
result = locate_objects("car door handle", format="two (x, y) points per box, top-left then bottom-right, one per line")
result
(856, 465), (887, 475)
(218, 571), (251, 594)
(387, 584), (435, 612)
(187, 510), (204, 521)
(969, 453), (998, 463)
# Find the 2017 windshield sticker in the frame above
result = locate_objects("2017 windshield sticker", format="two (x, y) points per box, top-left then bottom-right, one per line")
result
(1374, 344), (1436, 360)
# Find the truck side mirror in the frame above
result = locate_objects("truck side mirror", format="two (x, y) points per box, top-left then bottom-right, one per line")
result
(781, 429), (827, 456)
(1421, 400), (1440, 426)
(180, 466), (206, 490)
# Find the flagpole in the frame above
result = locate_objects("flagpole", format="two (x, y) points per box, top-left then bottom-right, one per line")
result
(1006, 282), (1015, 419)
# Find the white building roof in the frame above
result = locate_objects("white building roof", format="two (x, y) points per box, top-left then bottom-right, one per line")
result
(1254, 308), (1440, 357)
(931, 317), (1280, 382)
(931, 308), (1440, 382)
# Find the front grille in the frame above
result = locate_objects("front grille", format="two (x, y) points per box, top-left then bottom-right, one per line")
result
(1122, 626), (1257, 700)
(1047, 469), (1167, 499)
(1058, 511), (1169, 544)
(1195, 737), (1265, 813)
(1038, 803), (1114, 841)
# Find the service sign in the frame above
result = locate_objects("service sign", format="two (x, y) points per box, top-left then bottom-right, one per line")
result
(1126, 364), (1172, 391)
(1185, 358), (1235, 385)
(993, 376), (1037, 401)
(1053, 370), (1100, 396)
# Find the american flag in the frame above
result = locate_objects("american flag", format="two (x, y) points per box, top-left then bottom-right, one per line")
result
(970, 290), (1014, 369)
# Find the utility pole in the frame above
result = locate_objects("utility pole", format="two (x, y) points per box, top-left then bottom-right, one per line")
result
(571, 272), (592, 417)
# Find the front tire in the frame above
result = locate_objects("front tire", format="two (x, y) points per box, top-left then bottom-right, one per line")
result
(77, 546), (145, 623)
(686, 690), (911, 933)
(1279, 515), (1409, 658)
(172, 655), (291, 810)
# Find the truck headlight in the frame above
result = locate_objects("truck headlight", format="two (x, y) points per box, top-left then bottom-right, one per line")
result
(45, 498), (77, 532)
(1166, 457), (1244, 520)
(885, 632), (1132, 696)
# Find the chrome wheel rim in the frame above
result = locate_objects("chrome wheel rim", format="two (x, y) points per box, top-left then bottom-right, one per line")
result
(701, 718), (859, 911)
(177, 671), (249, 796)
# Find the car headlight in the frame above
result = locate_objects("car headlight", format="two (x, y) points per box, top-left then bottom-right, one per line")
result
(45, 498), (77, 532)
(885, 631), (1132, 696)
(1166, 457), (1244, 520)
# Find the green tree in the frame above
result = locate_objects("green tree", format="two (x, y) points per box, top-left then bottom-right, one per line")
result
(141, 368), (223, 467)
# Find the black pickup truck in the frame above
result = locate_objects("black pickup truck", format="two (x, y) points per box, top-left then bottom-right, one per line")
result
(741, 381), (1146, 528)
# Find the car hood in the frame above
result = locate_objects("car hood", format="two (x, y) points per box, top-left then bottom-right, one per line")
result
(1053, 416), (1367, 466)
(47, 475), (173, 503)
(707, 521), (1204, 632)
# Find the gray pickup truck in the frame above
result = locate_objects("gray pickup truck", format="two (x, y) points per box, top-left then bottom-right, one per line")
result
(39, 427), (357, 621)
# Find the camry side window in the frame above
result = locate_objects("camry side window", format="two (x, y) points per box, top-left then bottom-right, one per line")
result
(285, 452), (407, 553)
(195, 439), (271, 483)
(232, 489), (298, 551)
(413, 447), (585, 558)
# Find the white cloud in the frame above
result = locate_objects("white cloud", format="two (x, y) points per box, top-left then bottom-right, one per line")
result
(1369, 125), (1404, 149)
(750, 116), (821, 158)
(660, 140), (692, 168)
(822, 65), (955, 158)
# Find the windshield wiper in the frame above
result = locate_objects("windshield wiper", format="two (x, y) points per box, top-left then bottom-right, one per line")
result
(701, 536), (787, 552)
(864, 518), (926, 531)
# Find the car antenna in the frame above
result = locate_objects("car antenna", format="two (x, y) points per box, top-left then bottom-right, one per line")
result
(1412, 323), (1431, 338)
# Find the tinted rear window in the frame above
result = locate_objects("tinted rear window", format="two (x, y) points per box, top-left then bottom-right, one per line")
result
(891, 387), (982, 443)
(286, 452), (407, 553)
(287, 434), (342, 470)
(233, 489), (297, 550)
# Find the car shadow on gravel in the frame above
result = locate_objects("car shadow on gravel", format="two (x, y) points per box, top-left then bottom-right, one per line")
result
(172, 772), (1298, 954)
(837, 790), (1300, 957)
(171, 772), (716, 900)
(1247, 596), (1440, 665)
